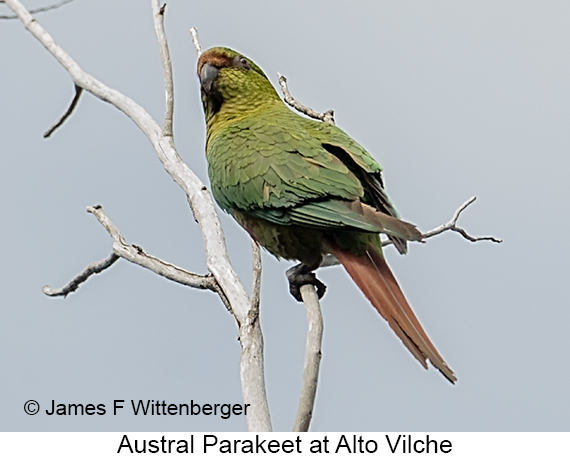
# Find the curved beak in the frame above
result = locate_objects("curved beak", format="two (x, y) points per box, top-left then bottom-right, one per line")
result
(200, 63), (219, 93)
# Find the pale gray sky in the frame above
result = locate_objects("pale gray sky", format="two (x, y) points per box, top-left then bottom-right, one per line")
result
(2, 0), (569, 432)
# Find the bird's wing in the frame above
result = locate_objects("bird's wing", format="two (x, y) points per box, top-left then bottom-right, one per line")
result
(307, 120), (412, 252)
(207, 108), (419, 242)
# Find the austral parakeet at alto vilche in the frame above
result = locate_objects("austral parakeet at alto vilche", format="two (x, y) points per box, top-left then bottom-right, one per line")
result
(198, 47), (456, 383)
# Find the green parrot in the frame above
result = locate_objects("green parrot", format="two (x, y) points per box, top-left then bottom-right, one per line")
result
(198, 47), (456, 383)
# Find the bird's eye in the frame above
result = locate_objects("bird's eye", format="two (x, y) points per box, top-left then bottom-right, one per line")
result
(234, 56), (251, 70)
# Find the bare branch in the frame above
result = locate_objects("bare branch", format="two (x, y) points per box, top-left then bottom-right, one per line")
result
(291, 196), (501, 429)
(151, 1), (174, 138)
(239, 242), (271, 431)
(43, 205), (223, 302)
(293, 284), (324, 432)
(189, 26), (271, 431)
(319, 197), (501, 270)
(250, 240), (262, 310)
(277, 73), (335, 125)
(43, 84), (82, 138)
(421, 196), (502, 243)
(87, 204), (221, 290)
(239, 307), (272, 430)
(0, 0), (74, 19)
(189, 27), (202, 57)
(272, 73), (334, 432)
(290, 197), (501, 429)
(381, 196), (502, 248)
(42, 252), (119, 297)
(5, 2), (271, 431)
(5, 0), (249, 319)
(276, 74), (501, 250)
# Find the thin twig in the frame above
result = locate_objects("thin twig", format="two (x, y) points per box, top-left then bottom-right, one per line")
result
(42, 252), (119, 297)
(293, 284), (324, 432)
(43, 205), (223, 300)
(188, 26), (271, 431)
(320, 197), (502, 268)
(294, 196), (501, 428)
(277, 73), (335, 125)
(188, 27), (271, 430)
(5, 3), (271, 431)
(6, 0), (251, 317)
(382, 196), (502, 248)
(43, 84), (83, 138)
(293, 196), (501, 429)
(421, 196), (502, 243)
(0, 0), (74, 19)
(275, 71), (332, 431)
(190, 27), (202, 56)
(86, 205), (221, 292)
(277, 76), (501, 247)
(151, 1), (174, 138)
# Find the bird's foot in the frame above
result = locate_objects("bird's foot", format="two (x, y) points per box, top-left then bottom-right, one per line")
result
(286, 264), (326, 301)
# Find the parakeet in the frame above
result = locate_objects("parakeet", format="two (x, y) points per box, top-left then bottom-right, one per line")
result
(198, 47), (456, 383)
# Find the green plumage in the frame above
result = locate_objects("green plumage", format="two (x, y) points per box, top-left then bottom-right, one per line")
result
(198, 47), (418, 265)
(209, 108), (365, 210)
(197, 47), (456, 382)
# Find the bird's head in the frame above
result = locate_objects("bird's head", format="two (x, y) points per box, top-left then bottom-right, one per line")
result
(197, 47), (280, 122)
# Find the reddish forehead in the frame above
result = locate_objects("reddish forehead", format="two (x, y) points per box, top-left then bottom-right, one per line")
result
(197, 50), (234, 75)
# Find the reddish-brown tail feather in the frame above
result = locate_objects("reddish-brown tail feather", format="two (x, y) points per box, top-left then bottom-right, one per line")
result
(329, 243), (456, 383)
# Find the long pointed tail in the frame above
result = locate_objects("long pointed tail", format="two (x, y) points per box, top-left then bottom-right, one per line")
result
(329, 243), (456, 383)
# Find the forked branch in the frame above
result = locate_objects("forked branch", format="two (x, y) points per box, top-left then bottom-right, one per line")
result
(43, 205), (228, 307)
(279, 74), (502, 432)
(5, 0), (271, 432)
(421, 196), (502, 243)
(7, 0), (502, 433)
